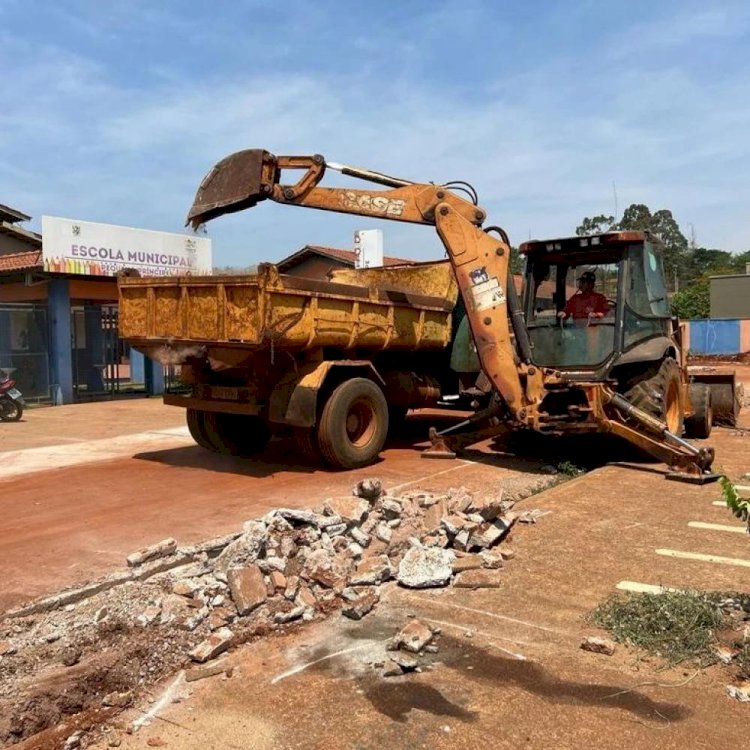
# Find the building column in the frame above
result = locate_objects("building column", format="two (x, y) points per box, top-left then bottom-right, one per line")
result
(48, 278), (74, 404)
(144, 356), (164, 396)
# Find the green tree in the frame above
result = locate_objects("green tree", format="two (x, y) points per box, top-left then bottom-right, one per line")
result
(575, 214), (615, 236)
(670, 277), (710, 319)
(616, 204), (688, 291)
(509, 245), (524, 275)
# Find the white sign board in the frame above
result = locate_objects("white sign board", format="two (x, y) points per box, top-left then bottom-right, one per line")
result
(41, 216), (212, 277)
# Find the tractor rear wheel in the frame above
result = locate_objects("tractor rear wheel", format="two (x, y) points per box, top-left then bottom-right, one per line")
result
(317, 378), (388, 469)
(684, 383), (712, 439)
(624, 357), (684, 436)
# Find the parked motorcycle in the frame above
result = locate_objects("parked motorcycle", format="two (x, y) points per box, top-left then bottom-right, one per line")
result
(0, 372), (24, 421)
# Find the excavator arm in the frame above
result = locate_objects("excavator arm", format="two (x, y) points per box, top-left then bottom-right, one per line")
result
(186, 149), (716, 482)
(188, 149), (541, 417)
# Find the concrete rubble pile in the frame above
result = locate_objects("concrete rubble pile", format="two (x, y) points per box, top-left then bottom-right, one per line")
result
(0, 479), (538, 744)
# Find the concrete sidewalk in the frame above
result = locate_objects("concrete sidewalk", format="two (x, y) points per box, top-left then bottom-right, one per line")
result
(0, 399), (185, 453)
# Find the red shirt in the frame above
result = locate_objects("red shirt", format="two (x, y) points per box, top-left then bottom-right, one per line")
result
(563, 291), (608, 319)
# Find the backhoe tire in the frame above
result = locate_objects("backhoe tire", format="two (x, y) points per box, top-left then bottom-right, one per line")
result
(684, 384), (712, 439)
(317, 378), (388, 470)
(186, 408), (215, 451)
(201, 413), (271, 457)
(624, 357), (684, 436)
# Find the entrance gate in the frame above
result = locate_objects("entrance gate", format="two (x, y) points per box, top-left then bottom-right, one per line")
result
(71, 304), (147, 400)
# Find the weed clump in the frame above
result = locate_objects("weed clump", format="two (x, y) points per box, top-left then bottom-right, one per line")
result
(591, 590), (725, 666)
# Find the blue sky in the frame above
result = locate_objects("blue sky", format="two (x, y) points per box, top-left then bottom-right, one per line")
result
(2, 0), (749, 266)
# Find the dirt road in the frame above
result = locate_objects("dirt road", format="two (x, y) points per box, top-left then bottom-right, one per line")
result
(0, 405), (550, 613)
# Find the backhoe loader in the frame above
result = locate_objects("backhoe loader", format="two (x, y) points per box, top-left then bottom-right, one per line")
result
(173, 148), (725, 482)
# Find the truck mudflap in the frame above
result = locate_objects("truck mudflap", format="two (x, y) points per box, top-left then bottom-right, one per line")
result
(689, 368), (742, 426)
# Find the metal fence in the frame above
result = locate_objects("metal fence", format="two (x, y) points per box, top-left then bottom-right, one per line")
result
(0, 303), (50, 401)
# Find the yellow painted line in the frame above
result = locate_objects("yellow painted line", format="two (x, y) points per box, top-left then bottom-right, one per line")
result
(655, 548), (750, 568)
(616, 581), (680, 594)
(688, 521), (747, 534)
(733, 485), (750, 493)
(712, 501), (728, 507)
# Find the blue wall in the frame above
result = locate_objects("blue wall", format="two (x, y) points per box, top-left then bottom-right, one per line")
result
(689, 319), (741, 355)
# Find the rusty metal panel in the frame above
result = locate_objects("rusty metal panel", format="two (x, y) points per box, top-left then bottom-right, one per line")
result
(119, 262), (455, 351)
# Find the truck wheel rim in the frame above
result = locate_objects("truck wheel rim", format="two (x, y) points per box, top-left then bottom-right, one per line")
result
(346, 399), (376, 447)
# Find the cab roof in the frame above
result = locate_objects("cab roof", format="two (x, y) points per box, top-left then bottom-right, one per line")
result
(519, 231), (648, 255)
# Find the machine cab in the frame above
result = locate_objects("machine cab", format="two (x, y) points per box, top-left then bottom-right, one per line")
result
(518, 232), (671, 372)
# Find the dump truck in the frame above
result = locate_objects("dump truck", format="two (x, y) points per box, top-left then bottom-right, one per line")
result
(121, 148), (737, 481)
(119, 258), (487, 469)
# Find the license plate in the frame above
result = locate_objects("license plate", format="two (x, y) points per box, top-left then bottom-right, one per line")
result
(7, 388), (21, 399)
(210, 386), (238, 400)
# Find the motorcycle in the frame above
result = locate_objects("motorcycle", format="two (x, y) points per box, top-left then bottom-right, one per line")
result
(0, 372), (24, 421)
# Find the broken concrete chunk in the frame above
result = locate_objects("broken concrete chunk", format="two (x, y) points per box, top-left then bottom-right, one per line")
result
(284, 575), (300, 600)
(441, 515), (470, 536)
(349, 527), (371, 547)
(214, 521), (266, 577)
(350, 555), (393, 586)
(479, 551), (504, 570)
(126, 538), (177, 568)
(274, 605), (305, 624)
(383, 659), (403, 677)
(342, 589), (379, 620)
(348, 542), (364, 558)
(189, 627), (233, 663)
(301, 547), (349, 589)
(183, 607), (209, 632)
(397, 545), (455, 588)
(135, 605), (162, 627)
(102, 690), (133, 708)
(172, 579), (200, 598)
(353, 478), (383, 501)
(269, 570), (287, 592)
(452, 555), (484, 573)
(375, 522), (393, 544)
(452, 529), (471, 552)
(323, 496), (370, 524)
(296, 585), (317, 608)
(453, 569), (501, 589)
(227, 565), (267, 616)
(257, 556), (286, 573)
(393, 619), (434, 653)
(380, 498), (402, 519)
(726, 683), (750, 702)
(391, 651), (419, 670)
(580, 636), (616, 656)
(185, 657), (232, 683)
(325, 523), (348, 537)
(0, 640), (17, 657)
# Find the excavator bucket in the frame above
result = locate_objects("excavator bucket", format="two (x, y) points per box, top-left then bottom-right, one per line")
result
(186, 149), (271, 229)
(689, 368), (742, 426)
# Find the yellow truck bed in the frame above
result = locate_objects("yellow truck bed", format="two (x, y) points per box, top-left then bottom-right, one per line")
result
(119, 261), (458, 352)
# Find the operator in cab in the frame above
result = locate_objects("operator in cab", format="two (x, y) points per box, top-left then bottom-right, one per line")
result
(557, 270), (608, 322)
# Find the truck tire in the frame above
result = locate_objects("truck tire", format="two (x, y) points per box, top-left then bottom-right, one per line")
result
(292, 427), (322, 464)
(186, 408), (215, 450)
(624, 357), (684, 436)
(684, 384), (712, 439)
(317, 378), (389, 469)
(202, 413), (271, 457)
